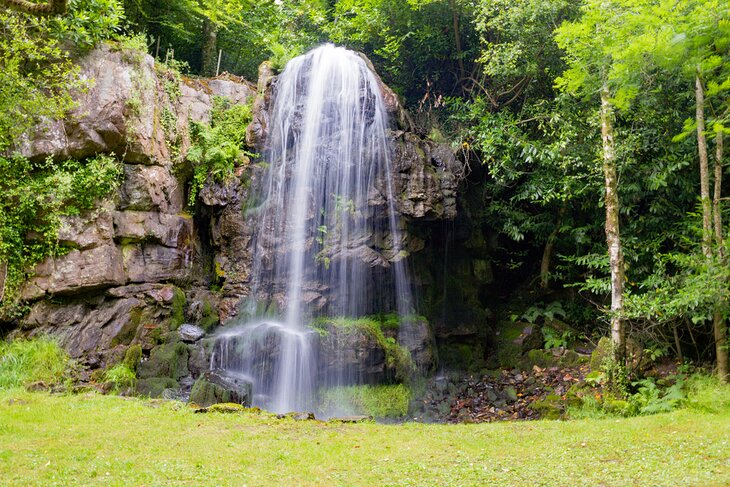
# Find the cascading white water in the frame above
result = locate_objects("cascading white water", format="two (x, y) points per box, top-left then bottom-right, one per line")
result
(210, 44), (412, 414)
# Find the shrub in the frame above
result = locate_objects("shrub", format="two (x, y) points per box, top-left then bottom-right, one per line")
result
(103, 364), (137, 393)
(186, 97), (255, 206)
(685, 374), (730, 414)
(0, 337), (71, 389)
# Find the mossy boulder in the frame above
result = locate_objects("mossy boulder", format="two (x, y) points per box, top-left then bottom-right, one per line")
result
(137, 341), (189, 381)
(189, 370), (252, 408)
(136, 377), (179, 397)
(590, 337), (613, 372)
(122, 344), (143, 373)
(529, 394), (564, 420)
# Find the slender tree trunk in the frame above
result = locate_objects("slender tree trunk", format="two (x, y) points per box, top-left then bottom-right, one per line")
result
(0, 0), (66, 15)
(201, 17), (219, 77)
(540, 203), (566, 290)
(601, 85), (625, 362)
(696, 73), (713, 258)
(714, 131), (725, 260)
(0, 261), (6, 303)
(712, 131), (728, 382)
(449, 0), (465, 82)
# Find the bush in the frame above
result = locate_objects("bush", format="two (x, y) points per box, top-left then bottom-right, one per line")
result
(0, 337), (71, 389)
(187, 97), (254, 206)
(685, 374), (730, 414)
(103, 364), (137, 393)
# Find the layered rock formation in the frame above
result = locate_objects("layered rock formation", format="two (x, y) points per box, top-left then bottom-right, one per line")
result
(7, 44), (463, 398)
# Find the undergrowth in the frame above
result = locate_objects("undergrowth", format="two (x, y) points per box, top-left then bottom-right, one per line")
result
(0, 337), (71, 389)
(0, 154), (122, 317)
(187, 96), (255, 206)
(567, 372), (730, 419)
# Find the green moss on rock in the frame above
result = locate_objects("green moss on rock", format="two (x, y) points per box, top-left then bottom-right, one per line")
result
(137, 341), (189, 381)
(190, 371), (252, 408)
(136, 377), (179, 397)
(529, 394), (564, 420)
(171, 287), (186, 330)
(122, 344), (143, 373)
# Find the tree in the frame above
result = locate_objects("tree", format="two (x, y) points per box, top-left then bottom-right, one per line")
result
(554, 0), (638, 362)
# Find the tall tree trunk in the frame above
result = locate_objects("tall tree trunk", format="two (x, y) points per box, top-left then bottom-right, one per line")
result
(201, 17), (219, 77)
(601, 85), (625, 362)
(449, 0), (465, 82)
(696, 73), (713, 258)
(713, 131), (728, 382)
(0, 0), (66, 15)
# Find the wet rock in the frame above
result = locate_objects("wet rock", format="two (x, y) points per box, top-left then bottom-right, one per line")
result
(137, 377), (179, 397)
(388, 131), (458, 221)
(397, 318), (435, 373)
(178, 324), (205, 343)
(189, 370), (252, 408)
(138, 341), (190, 382)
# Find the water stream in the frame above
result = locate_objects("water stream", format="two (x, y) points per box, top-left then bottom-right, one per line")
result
(211, 45), (412, 414)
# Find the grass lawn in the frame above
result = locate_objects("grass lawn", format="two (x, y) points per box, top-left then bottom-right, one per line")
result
(0, 391), (728, 486)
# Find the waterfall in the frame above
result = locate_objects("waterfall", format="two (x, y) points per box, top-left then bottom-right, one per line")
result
(211, 44), (412, 414)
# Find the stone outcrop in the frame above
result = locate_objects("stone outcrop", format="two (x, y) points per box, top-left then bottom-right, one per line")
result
(13, 44), (255, 371)
(10, 44), (464, 399)
(189, 370), (253, 408)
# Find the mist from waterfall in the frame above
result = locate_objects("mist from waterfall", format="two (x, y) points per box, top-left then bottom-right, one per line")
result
(211, 44), (412, 414)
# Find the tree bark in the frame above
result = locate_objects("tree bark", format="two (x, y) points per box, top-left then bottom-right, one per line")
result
(600, 85), (625, 363)
(0, 0), (66, 15)
(201, 17), (219, 77)
(712, 131), (728, 382)
(696, 73), (713, 258)
(540, 203), (566, 290)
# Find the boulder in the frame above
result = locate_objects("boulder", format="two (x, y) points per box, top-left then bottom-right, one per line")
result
(189, 370), (252, 407)
(22, 244), (126, 300)
(19, 45), (169, 164)
(178, 324), (205, 343)
(117, 164), (184, 213)
(113, 211), (192, 248)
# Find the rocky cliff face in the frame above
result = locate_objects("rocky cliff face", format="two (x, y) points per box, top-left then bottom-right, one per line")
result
(13, 44), (254, 372)
(7, 44), (463, 395)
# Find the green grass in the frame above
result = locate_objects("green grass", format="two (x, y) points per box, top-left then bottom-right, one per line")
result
(0, 338), (70, 389)
(0, 391), (728, 486)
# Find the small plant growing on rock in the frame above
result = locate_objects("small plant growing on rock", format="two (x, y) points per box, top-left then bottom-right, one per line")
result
(103, 364), (137, 394)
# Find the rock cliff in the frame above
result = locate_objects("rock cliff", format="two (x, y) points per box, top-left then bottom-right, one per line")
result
(7, 44), (464, 396)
